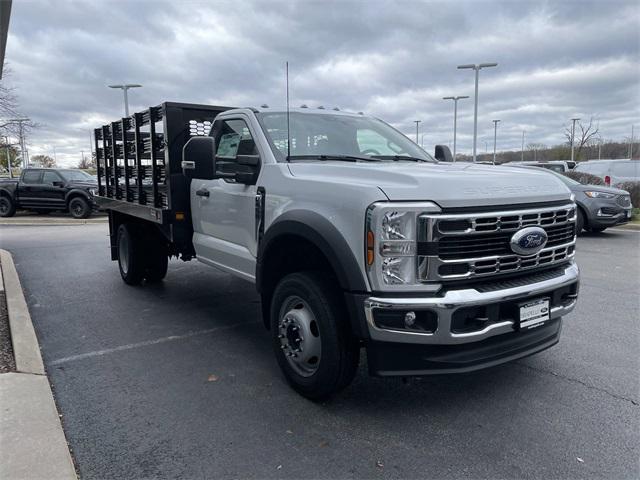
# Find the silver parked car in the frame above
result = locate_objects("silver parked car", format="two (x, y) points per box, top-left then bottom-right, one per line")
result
(573, 159), (640, 186)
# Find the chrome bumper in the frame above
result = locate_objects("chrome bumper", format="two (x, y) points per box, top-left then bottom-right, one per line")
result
(364, 262), (579, 345)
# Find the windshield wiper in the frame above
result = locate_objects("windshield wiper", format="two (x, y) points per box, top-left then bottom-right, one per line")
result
(371, 155), (430, 162)
(288, 154), (377, 162)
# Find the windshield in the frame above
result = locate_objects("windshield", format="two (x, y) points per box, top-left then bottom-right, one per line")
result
(59, 170), (95, 182)
(257, 112), (435, 162)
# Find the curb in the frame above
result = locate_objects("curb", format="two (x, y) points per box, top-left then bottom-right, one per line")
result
(0, 249), (77, 479)
(614, 222), (640, 231)
(0, 216), (108, 227)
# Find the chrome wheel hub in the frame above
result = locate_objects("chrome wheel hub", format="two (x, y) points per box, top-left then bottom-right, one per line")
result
(278, 296), (321, 377)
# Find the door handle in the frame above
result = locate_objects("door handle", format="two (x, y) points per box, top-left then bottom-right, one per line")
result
(196, 188), (210, 198)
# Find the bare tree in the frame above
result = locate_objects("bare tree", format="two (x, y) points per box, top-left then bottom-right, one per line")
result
(30, 154), (56, 168)
(564, 117), (600, 160)
(0, 66), (18, 120)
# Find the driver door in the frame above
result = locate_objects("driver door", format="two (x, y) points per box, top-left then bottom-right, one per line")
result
(191, 116), (261, 282)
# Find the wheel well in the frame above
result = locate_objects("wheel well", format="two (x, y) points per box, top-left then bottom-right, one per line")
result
(259, 234), (338, 329)
(66, 191), (89, 207)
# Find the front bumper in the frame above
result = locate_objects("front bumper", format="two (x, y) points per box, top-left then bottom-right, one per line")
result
(358, 262), (579, 375)
(583, 198), (632, 227)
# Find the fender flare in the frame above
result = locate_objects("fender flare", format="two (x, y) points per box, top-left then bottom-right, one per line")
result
(64, 188), (92, 205)
(256, 210), (367, 293)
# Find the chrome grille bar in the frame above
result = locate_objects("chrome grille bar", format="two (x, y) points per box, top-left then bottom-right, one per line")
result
(417, 203), (577, 282)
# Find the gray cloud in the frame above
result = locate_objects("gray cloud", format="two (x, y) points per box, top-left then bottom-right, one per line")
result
(3, 0), (639, 166)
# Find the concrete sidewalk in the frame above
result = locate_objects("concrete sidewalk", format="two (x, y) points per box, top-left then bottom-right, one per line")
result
(0, 249), (76, 480)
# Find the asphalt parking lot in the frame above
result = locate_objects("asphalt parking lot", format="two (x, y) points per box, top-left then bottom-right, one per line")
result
(0, 224), (638, 479)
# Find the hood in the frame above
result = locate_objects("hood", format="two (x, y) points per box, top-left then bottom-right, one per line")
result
(287, 161), (572, 208)
(571, 183), (629, 196)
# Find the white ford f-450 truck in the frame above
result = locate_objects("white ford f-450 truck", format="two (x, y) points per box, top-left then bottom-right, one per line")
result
(94, 102), (579, 399)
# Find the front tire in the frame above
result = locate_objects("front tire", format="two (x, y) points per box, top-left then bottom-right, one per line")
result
(69, 197), (91, 219)
(0, 196), (16, 217)
(576, 208), (585, 234)
(270, 271), (359, 400)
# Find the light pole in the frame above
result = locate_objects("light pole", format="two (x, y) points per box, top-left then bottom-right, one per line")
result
(521, 130), (525, 161)
(443, 95), (469, 162)
(458, 62), (498, 162)
(492, 119), (500, 165)
(108, 84), (142, 117)
(414, 120), (421, 144)
(631, 125), (635, 159)
(570, 117), (580, 163)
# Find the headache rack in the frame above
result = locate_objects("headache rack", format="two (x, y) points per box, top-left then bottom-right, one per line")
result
(94, 102), (232, 253)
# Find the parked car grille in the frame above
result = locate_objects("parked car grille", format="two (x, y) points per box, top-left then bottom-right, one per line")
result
(616, 195), (631, 207)
(417, 203), (576, 281)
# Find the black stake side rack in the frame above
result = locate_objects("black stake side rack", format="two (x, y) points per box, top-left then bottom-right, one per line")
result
(94, 102), (231, 249)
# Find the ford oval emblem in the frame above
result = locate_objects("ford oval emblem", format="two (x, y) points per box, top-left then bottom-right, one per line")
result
(510, 226), (548, 256)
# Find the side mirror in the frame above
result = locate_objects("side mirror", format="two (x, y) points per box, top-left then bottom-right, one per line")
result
(182, 136), (216, 180)
(434, 145), (453, 162)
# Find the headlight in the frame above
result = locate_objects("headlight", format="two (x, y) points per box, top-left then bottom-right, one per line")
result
(365, 202), (440, 291)
(584, 191), (616, 199)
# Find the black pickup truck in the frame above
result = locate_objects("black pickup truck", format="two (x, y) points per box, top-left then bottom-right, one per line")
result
(0, 168), (98, 218)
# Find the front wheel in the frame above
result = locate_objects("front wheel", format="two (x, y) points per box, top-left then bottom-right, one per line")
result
(69, 197), (91, 219)
(575, 208), (585, 234)
(270, 271), (359, 400)
(0, 196), (16, 217)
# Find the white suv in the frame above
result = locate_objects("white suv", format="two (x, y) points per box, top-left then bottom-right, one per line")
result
(574, 159), (640, 186)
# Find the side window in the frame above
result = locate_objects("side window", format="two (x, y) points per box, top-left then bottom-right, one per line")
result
(216, 119), (257, 160)
(42, 171), (62, 185)
(22, 170), (42, 183)
(357, 129), (403, 155)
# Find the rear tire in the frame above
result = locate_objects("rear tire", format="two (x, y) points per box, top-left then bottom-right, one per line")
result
(270, 271), (359, 400)
(0, 196), (16, 217)
(144, 239), (168, 283)
(117, 224), (145, 285)
(69, 197), (91, 219)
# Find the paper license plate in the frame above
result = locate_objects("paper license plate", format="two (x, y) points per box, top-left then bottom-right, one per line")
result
(519, 298), (550, 330)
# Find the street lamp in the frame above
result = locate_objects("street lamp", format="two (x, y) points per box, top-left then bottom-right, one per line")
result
(413, 120), (421, 144)
(108, 84), (142, 117)
(570, 117), (580, 163)
(521, 130), (525, 161)
(457, 62), (498, 162)
(492, 119), (500, 165)
(442, 95), (469, 162)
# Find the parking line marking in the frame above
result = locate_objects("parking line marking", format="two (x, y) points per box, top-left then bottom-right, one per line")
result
(48, 321), (258, 366)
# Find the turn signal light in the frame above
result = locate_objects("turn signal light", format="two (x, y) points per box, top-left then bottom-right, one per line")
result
(366, 230), (374, 265)
(175, 212), (185, 221)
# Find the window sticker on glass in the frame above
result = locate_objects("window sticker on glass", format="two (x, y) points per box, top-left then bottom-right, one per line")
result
(217, 133), (240, 158)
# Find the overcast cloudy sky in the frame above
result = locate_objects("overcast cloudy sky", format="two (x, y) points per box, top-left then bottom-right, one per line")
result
(3, 0), (640, 166)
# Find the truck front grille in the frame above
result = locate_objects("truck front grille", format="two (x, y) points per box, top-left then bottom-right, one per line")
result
(417, 203), (577, 281)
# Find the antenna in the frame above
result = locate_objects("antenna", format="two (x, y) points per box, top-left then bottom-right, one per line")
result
(286, 61), (291, 162)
